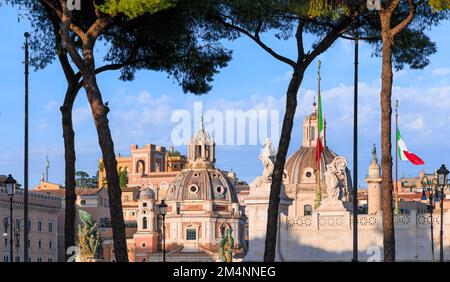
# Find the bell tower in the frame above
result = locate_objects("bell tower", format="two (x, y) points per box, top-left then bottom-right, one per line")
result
(133, 187), (158, 260)
(302, 99), (326, 148)
(187, 117), (216, 169)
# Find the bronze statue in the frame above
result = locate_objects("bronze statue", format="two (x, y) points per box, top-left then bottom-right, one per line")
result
(219, 226), (234, 262)
(372, 144), (378, 162)
(78, 209), (103, 260)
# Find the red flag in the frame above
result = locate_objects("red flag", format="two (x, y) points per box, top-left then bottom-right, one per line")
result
(315, 137), (323, 162)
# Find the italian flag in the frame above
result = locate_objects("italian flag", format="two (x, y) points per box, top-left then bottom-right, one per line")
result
(315, 92), (324, 162)
(397, 128), (424, 165)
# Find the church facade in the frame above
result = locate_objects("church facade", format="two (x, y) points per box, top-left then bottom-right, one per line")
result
(130, 123), (246, 261)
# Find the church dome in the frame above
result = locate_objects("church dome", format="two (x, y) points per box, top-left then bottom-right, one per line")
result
(285, 146), (337, 185)
(139, 187), (155, 200)
(166, 168), (238, 203)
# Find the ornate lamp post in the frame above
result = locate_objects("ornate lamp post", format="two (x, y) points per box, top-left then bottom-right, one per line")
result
(158, 200), (168, 262)
(436, 164), (449, 262)
(421, 176), (439, 261)
(5, 174), (17, 262)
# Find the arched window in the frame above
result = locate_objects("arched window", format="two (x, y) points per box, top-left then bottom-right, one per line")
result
(304, 205), (312, 216)
(142, 217), (148, 230)
(137, 160), (145, 174)
(311, 126), (316, 141)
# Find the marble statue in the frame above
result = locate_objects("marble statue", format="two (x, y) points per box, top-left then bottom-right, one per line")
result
(324, 163), (340, 201)
(78, 209), (103, 260)
(260, 138), (276, 179)
(251, 139), (277, 188)
(317, 156), (350, 211)
(219, 226), (234, 262)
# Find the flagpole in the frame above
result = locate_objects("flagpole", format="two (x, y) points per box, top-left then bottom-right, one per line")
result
(315, 60), (322, 209)
(394, 100), (399, 214)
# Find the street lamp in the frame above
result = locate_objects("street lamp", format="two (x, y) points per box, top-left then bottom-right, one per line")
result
(5, 174), (17, 263)
(436, 164), (449, 262)
(158, 200), (168, 262)
(421, 176), (439, 261)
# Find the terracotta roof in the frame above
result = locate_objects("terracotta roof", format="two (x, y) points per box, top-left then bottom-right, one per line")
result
(33, 187), (102, 197)
(122, 187), (139, 192)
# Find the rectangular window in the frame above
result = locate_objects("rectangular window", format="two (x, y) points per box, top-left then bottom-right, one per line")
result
(38, 241), (42, 249)
(49, 241), (52, 249)
(48, 257), (53, 262)
(4, 238), (7, 246)
(3, 218), (7, 233)
(48, 222), (53, 233)
(186, 229), (197, 240)
(38, 221), (42, 232)
(80, 200), (86, 205)
(3, 256), (8, 262)
(37, 257), (42, 262)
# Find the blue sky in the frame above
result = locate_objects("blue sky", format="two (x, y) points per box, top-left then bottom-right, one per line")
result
(1, 5), (450, 189)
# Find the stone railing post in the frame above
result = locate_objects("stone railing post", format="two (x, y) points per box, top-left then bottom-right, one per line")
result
(312, 212), (319, 230)
(410, 210), (417, 229)
(376, 211), (383, 230)
(343, 211), (351, 230)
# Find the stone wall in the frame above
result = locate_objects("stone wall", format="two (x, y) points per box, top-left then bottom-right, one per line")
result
(246, 210), (450, 261)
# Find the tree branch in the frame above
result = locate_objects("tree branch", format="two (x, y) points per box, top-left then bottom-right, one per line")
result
(41, 0), (87, 42)
(43, 2), (76, 82)
(86, 15), (114, 44)
(59, 0), (90, 75)
(390, 0), (415, 37)
(215, 15), (296, 68)
(304, 17), (355, 66)
(295, 20), (305, 61)
(384, 0), (401, 15)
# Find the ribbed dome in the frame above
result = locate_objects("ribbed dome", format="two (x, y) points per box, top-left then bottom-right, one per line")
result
(139, 187), (155, 200)
(285, 146), (337, 185)
(166, 168), (238, 203)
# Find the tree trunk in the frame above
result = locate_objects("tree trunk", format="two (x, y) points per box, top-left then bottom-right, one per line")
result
(78, 45), (128, 262)
(380, 16), (396, 262)
(264, 69), (303, 262)
(61, 82), (79, 261)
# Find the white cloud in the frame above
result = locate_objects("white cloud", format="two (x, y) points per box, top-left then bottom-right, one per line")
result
(432, 68), (450, 76)
(404, 116), (426, 131)
(45, 100), (58, 112)
(272, 71), (293, 83)
(339, 38), (353, 55)
(72, 105), (91, 126)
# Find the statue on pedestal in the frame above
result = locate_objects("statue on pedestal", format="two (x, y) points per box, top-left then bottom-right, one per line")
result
(78, 209), (104, 261)
(251, 138), (277, 189)
(318, 156), (349, 211)
(219, 226), (234, 262)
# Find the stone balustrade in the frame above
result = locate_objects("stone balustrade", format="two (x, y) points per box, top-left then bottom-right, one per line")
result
(286, 211), (448, 231)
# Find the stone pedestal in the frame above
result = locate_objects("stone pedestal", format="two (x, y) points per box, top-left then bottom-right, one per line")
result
(244, 182), (292, 262)
(316, 199), (346, 212)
